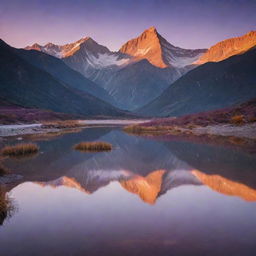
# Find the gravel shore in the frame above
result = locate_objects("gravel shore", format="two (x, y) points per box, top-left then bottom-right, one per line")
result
(192, 123), (256, 139)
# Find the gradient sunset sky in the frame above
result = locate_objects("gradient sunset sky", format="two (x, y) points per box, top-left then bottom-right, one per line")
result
(1, 0), (255, 50)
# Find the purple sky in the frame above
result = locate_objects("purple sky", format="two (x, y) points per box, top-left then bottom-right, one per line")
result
(1, 0), (255, 50)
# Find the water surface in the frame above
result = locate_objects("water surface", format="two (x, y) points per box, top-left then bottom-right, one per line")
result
(1, 127), (256, 256)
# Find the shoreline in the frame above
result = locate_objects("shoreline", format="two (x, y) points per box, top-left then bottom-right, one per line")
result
(124, 123), (256, 140)
(190, 123), (256, 139)
(0, 119), (150, 137)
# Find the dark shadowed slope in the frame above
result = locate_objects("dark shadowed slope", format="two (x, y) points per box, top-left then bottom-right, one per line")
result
(26, 27), (204, 111)
(0, 39), (129, 117)
(103, 59), (181, 110)
(138, 47), (256, 117)
(17, 48), (115, 104)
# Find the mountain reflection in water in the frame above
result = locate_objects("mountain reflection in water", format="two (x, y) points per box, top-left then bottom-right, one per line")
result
(34, 168), (256, 204)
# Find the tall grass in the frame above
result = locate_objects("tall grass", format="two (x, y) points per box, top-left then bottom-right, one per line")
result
(42, 120), (83, 129)
(1, 143), (39, 157)
(123, 125), (158, 134)
(73, 141), (112, 152)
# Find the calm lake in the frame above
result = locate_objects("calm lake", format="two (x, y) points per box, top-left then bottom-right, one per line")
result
(1, 126), (256, 256)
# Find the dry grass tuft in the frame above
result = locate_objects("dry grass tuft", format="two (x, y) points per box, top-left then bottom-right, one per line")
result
(123, 124), (183, 135)
(123, 125), (159, 134)
(230, 115), (245, 125)
(228, 136), (247, 145)
(42, 120), (83, 129)
(0, 162), (9, 176)
(0, 188), (15, 225)
(25, 128), (82, 141)
(1, 143), (39, 157)
(73, 141), (112, 152)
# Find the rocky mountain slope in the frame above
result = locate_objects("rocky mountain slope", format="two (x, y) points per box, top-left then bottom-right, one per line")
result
(24, 28), (256, 112)
(26, 37), (130, 79)
(101, 59), (182, 110)
(138, 47), (256, 116)
(120, 26), (206, 68)
(25, 27), (205, 110)
(0, 39), (129, 117)
(17, 48), (115, 104)
(196, 30), (256, 64)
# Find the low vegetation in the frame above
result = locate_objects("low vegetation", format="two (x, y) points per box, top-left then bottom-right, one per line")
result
(73, 141), (112, 152)
(124, 124), (186, 135)
(0, 189), (8, 224)
(0, 100), (77, 124)
(124, 125), (158, 134)
(230, 115), (244, 124)
(0, 188), (15, 225)
(1, 143), (39, 157)
(0, 162), (9, 176)
(42, 120), (83, 129)
(24, 128), (82, 141)
(124, 99), (256, 136)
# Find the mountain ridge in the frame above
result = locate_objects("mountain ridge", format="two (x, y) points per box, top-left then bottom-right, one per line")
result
(138, 47), (256, 116)
(0, 39), (130, 117)
(16, 28), (256, 112)
(119, 26), (206, 68)
(196, 30), (256, 64)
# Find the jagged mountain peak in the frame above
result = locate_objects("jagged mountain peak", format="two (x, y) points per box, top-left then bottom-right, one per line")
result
(119, 26), (165, 67)
(65, 36), (99, 48)
(25, 36), (106, 58)
(141, 26), (159, 37)
(245, 30), (256, 37)
(44, 42), (57, 47)
(119, 27), (206, 68)
(31, 43), (42, 48)
(146, 26), (157, 32)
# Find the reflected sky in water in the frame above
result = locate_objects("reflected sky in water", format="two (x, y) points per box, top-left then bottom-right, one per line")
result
(0, 127), (256, 256)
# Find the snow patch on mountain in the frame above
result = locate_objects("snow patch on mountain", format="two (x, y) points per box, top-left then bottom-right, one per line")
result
(86, 52), (130, 68)
(165, 52), (204, 68)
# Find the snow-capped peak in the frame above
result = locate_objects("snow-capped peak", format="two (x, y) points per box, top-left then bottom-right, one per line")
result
(119, 26), (207, 68)
(25, 36), (131, 68)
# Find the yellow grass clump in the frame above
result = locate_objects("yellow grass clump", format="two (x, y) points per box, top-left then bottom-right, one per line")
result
(1, 143), (39, 157)
(123, 125), (159, 134)
(42, 120), (83, 129)
(123, 124), (184, 135)
(230, 115), (244, 125)
(73, 141), (112, 152)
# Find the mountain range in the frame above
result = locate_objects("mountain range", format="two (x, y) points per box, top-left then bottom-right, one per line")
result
(1, 27), (256, 118)
(25, 27), (207, 110)
(0, 39), (129, 117)
(139, 45), (256, 116)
